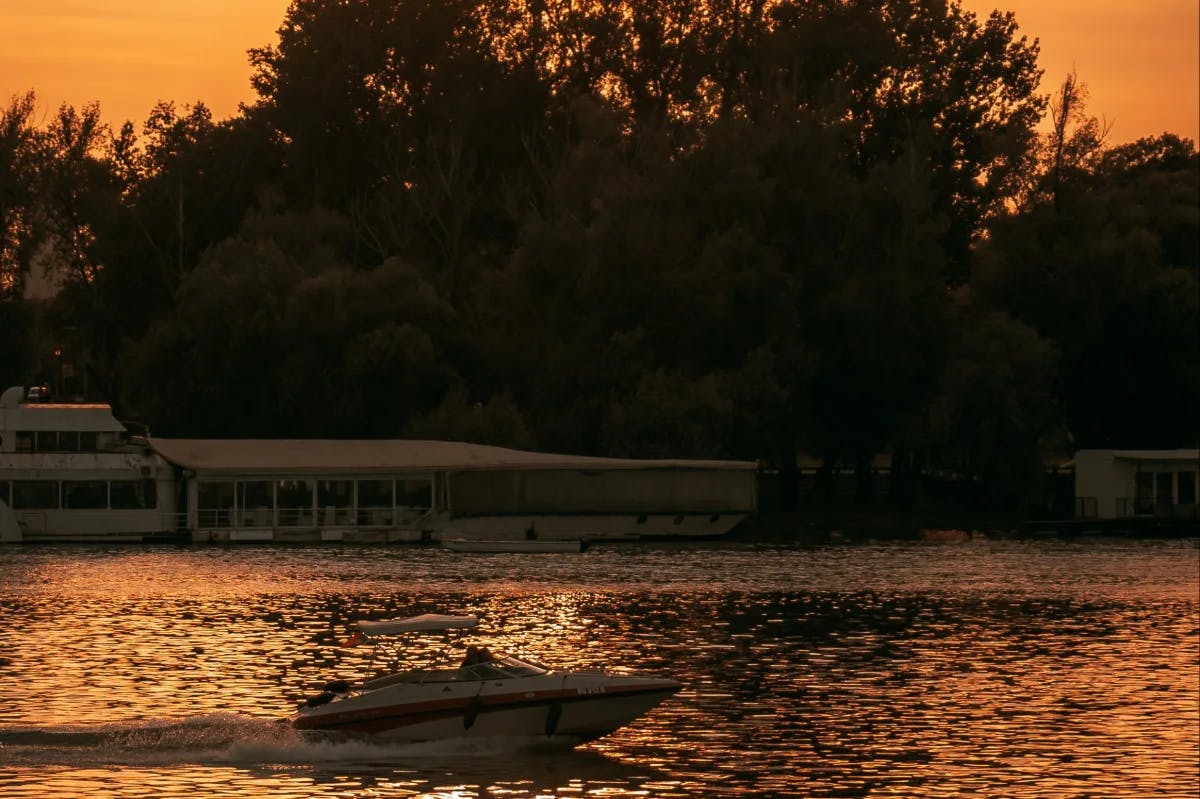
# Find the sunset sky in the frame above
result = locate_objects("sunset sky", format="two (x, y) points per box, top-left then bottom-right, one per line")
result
(0, 0), (1196, 144)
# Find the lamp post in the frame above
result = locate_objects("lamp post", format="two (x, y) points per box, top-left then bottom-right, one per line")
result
(52, 347), (62, 399)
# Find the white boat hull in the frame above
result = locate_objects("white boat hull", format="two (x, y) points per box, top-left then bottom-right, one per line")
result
(292, 673), (680, 743)
(0, 457), (180, 543)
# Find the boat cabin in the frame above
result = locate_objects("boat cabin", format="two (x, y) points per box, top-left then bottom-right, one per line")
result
(0, 386), (179, 542)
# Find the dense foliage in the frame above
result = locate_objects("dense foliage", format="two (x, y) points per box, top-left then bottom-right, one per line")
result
(1, 0), (1196, 511)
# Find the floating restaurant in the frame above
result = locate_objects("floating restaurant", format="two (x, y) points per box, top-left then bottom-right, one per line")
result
(0, 386), (757, 544)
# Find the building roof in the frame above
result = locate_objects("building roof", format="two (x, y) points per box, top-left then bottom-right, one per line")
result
(0, 403), (128, 433)
(149, 438), (758, 476)
(1102, 449), (1199, 462)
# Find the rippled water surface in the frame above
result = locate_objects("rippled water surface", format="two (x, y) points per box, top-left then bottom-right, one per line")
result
(0, 538), (1197, 798)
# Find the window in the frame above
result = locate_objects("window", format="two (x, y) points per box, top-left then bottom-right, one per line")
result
(78, 432), (98, 452)
(318, 479), (353, 507)
(0, 481), (9, 506)
(63, 480), (107, 509)
(398, 478), (433, 510)
(1134, 471), (1154, 515)
(111, 480), (156, 510)
(318, 479), (354, 525)
(276, 479), (314, 526)
(1155, 472), (1174, 507)
(461, 663), (509, 680)
(1177, 471), (1197, 506)
(357, 479), (393, 526)
(197, 481), (235, 527)
(238, 480), (274, 526)
(15, 432), (33, 452)
(12, 481), (59, 509)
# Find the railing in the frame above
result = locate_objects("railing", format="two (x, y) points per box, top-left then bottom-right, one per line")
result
(1116, 497), (1134, 518)
(191, 505), (427, 530)
(1116, 497), (1198, 519)
(1075, 497), (1098, 518)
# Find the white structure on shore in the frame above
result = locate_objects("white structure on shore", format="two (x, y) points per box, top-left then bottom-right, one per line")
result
(0, 385), (757, 543)
(152, 438), (755, 543)
(1074, 449), (1199, 520)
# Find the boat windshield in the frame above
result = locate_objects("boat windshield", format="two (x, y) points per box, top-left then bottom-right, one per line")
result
(458, 656), (547, 680)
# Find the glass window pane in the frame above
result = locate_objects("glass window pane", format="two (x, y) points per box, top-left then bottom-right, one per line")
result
(1177, 471), (1196, 506)
(318, 479), (353, 507)
(78, 432), (98, 452)
(238, 481), (274, 526)
(318, 479), (354, 525)
(357, 479), (393, 526)
(12, 481), (59, 509)
(35, 431), (58, 452)
(1155, 471), (1173, 505)
(0, 481), (10, 506)
(63, 480), (108, 509)
(398, 478), (432, 510)
(277, 479), (313, 526)
(1134, 472), (1154, 514)
(111, 480), (156, 510)
(15, 432), (32, 452)
(197, 482), (235, 527)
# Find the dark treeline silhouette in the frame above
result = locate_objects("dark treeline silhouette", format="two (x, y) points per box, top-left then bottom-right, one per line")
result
(1, 0), (1196, 514)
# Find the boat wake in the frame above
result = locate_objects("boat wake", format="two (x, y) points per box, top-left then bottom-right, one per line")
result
(0, 713), (582, 768)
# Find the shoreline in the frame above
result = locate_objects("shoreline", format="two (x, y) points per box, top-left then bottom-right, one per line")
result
(729, 507), (1200, 544)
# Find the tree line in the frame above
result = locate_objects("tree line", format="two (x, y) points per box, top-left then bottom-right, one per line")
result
(1, 0), (1196, 511)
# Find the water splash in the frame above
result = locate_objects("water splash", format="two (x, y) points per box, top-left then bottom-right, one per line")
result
(0, 714), (292, 766)
(0, 714), (592, 768)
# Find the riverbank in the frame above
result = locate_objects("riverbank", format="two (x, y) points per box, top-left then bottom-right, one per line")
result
(731, 506), (1199, 543)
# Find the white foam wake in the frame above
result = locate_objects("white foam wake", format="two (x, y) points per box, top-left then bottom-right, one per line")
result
(0, 714), (581, 767)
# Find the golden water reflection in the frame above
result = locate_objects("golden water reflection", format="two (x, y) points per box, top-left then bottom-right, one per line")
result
(0, 539), (1196, 798)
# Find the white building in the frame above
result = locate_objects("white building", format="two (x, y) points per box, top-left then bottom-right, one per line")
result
(1074, 449), (1199, 520)
(150, 438), (758, 543)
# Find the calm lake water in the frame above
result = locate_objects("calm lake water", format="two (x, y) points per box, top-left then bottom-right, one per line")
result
(0, 537), (1196, 798)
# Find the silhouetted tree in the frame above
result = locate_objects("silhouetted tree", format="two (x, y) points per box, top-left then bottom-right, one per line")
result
(0, 93), (39, 387)
(977, 133), (1200, 448)
(923, 308), (1061, 508)
(1040, 70), (1109, 210)
(0, 93), (39, 294)
(7, 0), (1194, 523)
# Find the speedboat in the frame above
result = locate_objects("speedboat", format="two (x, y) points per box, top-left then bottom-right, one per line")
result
(289, 613), (681, 743)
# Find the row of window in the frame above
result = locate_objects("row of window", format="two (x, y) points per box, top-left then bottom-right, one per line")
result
(0, 479), (157, 510)
(1132, 469), (1197, 514)
(195, 478), (433, 528)
(11, 431), (105, 453)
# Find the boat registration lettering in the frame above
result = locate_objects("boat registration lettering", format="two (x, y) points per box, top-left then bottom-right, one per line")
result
(577, 686), (605, 695)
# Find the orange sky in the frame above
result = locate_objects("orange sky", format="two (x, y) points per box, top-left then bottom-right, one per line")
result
(0, 0), (1197, 144)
